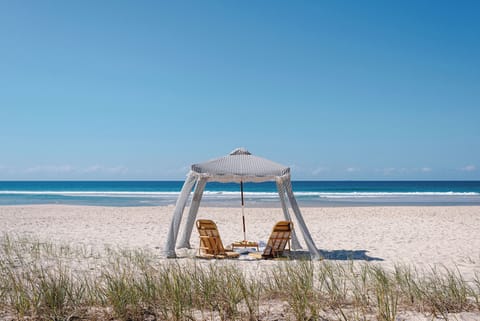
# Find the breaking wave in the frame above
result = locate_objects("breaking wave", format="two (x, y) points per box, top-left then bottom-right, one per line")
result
(0, 191), (478, 199)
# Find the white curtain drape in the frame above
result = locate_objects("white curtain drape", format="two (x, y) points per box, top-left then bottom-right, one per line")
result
(177, 177), (208, 249)
(164, 172), (197, 258)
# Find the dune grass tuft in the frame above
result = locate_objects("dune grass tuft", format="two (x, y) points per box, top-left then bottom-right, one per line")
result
(0, 234), (479, 320)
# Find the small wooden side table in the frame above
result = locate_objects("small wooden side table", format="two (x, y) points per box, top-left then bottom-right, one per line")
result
(231, 240), (259, 252)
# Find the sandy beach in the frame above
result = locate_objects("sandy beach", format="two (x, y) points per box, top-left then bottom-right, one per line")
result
(1, 204), (479, 279)
(2, 204), (480, 320)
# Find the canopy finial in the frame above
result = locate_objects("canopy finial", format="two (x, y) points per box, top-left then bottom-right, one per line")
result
(230, 147), (251, 155)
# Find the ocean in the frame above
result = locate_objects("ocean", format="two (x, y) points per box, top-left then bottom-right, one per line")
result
(1, 181), (480, 207)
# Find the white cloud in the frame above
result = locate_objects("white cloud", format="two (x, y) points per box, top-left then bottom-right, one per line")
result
(312, 167), (329, 176)
(83, 165), (128, 174)
(376, 167), (436, 176)
(346, 167), (358, 173)
(106, 166), (128, 174)
(83, 165), (103, 173)
(460, 165), (476, 172)
(163, 165), (190, 177)
(25, 165), (75, 173)
(22, 164), (128, 176)
(379, 167), (396, 175)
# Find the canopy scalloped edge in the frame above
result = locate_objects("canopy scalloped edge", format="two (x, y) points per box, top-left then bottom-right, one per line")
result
(191, 171), (291, 183)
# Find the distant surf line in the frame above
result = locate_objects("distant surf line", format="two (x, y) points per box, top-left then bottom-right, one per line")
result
(0, 191), (479, 198)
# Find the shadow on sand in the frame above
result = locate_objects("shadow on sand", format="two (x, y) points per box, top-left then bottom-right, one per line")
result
(319, 249), (383, 261)
(288, 249), (383, 261)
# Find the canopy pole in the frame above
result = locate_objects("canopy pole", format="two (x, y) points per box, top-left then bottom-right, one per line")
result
(241, 180), (247, 241)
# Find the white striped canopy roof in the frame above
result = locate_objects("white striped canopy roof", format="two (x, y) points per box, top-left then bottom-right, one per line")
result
(190, 148), (290, 182)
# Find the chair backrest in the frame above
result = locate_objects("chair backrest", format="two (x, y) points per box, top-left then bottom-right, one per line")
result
(196, 219), (226, 256)
(263, 221), (293, 257)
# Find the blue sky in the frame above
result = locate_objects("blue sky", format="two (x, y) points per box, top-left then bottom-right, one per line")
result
(0, 1), (479, 180)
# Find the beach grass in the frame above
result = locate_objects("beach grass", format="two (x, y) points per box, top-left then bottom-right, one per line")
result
(1, 234), (479, 321)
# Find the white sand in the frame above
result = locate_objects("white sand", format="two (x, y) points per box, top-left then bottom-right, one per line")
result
(1, 204), (479, 279)
(1, 205), (480, 320)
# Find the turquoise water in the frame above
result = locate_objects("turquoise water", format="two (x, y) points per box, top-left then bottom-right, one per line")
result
(0, 181), (479, 207)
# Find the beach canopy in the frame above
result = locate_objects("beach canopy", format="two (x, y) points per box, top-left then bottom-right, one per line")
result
(164, 148), (320, 259)
(191, 147), (290, 182)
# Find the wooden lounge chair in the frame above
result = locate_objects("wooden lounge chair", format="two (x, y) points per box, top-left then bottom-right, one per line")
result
(263, 220), (293, 258)
(250, 221), (293, 259)
(196, 219), (240, 259)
